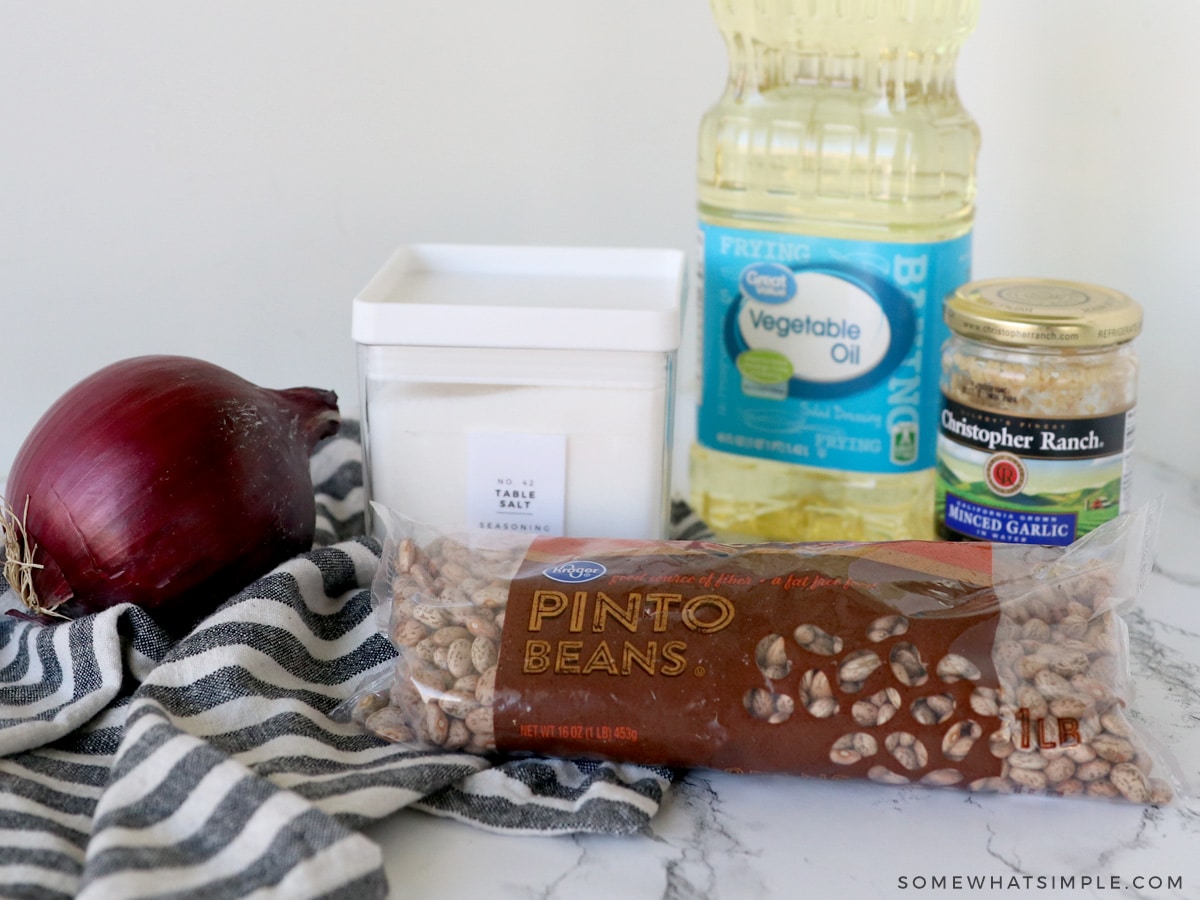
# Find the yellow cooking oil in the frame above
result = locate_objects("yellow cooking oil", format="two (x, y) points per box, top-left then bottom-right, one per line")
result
(690, 0), (981, 542)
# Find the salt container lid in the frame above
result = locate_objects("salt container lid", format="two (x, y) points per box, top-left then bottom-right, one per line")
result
(352, 244), (684, 352)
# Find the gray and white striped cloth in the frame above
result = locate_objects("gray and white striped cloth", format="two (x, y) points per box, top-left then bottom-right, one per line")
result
(0, 422), (702, 899)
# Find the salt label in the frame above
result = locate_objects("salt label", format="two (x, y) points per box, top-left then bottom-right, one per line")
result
(467, 432), (566, 535)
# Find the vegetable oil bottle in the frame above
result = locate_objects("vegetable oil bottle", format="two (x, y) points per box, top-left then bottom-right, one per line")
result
(690, 0), (981, 541)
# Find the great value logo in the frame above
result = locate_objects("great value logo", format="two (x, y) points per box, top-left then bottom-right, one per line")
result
(543, 560), (607, 584)
(739, 262), (796, 304)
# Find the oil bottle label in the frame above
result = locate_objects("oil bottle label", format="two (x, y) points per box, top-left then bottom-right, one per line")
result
(934, 396), (1134, 545)
(695, 223), (971, 474)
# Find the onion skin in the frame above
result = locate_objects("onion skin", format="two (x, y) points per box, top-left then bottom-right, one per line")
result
(2, 355), (340, 632)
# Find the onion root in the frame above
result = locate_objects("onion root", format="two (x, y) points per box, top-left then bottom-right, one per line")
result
(1, 496), (66, 620)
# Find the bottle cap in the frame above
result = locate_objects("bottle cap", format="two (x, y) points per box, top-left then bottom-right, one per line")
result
(944, 278), (1142, 349)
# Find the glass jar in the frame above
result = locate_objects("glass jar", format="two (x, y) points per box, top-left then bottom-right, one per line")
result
(934, 278), (1141, 545)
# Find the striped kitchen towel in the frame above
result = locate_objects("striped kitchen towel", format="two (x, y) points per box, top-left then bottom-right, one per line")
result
(0, 422), (682, 900)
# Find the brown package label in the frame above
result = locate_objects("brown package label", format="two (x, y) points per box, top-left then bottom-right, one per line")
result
(364, 528), (1173, 803)
(494, 538), (1005, 784)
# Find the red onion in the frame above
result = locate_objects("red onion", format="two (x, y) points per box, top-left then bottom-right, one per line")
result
(1, 355), (340, 631)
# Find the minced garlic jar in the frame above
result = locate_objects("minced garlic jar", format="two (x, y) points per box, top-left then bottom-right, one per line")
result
(935, 278), (1141, 545)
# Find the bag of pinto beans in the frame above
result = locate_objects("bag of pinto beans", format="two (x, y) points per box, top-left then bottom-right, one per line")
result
(343, 502), (1182, 805)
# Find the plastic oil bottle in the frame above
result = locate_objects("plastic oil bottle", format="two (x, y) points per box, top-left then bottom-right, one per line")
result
(690, 0), (981, 541)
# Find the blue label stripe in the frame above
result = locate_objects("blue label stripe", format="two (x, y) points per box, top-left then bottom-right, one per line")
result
(943, 493), (1077, 545)
(696, 222), (972, 474)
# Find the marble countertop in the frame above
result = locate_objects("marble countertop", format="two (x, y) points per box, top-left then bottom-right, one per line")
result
(365, 457), (1200, 899)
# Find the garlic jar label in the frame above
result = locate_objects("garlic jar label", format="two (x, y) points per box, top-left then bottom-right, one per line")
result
(935, 397), (1134, 545)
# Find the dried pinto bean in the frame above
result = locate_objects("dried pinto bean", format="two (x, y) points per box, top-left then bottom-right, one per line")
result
(798, 669), (839, 718)
(910, 693), (956, 726)
(745, 688), (795, 724)
(921, 769), (963, 787)
(942, 720), (982, 762)
(888, 643), (929, 688)
(836, 650), (882, 692)
(867, 765), (910, 785)
(793, 623), (843, 656)
(755, 634), (792, 680)
(851, 688), (901, 727)
(936, 654), (981, 683)
(969, 686), (999, 717)
(866, 615), (908, 643)
(885, 733), (928, 772)
(831, 733), (878, 766)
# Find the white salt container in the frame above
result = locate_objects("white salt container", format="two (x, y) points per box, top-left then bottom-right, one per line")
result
(352, 244), (684, 539)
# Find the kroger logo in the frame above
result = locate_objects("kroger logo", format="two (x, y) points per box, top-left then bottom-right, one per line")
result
(543, 560), (607, 584)
(739, 262), (796, 305)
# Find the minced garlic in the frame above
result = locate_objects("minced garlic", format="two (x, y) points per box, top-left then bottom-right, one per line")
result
(934, 279), (1141, 545)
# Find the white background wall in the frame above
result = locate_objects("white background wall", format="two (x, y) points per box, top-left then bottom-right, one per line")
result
(2, 1), (1196, 484)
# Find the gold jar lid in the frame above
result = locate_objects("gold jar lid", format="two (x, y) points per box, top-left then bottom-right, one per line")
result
(944, 278), (1142, 348)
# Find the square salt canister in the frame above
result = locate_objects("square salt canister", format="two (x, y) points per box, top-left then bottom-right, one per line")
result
(352, 244), (685, 540)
